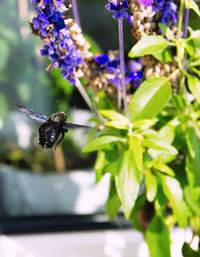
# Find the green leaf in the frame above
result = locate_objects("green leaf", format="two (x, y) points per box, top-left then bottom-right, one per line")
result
(182, 242), (200, 257)
(189, 30), (200, 40)
(99, 110), (129, 124)
(158, 122), (176, 144)
(153, 48), (174, 63)
(83, 34), (103, 54)
(160, 174), (189, 228)
(143, 136), (178, 155)
(154, 184), (167, 216)
(115, 151), (143, 219)
(158, 23), (175, 41)
(187, 74), (200, 103)
(145, 168), (158, 202)
(106, 176), (121, 220)
(185, 126), (200, 187)
(132, 119), (155, 130)
(184, 186), (200, 216)
(185, 41), (196, 56)
(130, 194), (146, 231)
(185, 0), (200, 17)
(94, 148), (118, 183)
(146, 215), (171, 257)
(129, 77), (172, 121)
(153, 163), (175, 177)
(129, 135), (143, 172)
(82, 136), (123, 153)
(128, 35), (169, 58)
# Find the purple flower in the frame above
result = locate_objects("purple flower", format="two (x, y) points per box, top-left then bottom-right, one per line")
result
(137, 0), (153, 7)
(30, 0), (84, 85)
(94, 54), (109, 66)
(94, 54), (143, 89)
(40, 30), (83, 85)
(105, 0), (129, 20)
(152, 0), (178, 26)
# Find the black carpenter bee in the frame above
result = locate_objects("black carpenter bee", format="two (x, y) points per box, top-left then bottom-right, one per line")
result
(15, 104), (91, 149)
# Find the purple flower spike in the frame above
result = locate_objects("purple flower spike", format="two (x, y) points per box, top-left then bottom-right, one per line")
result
(137, 0), (153, 7)
(105, 0), (129, 20)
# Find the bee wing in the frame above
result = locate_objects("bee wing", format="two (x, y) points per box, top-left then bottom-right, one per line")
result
(63, 122), (92, 131)
(15, 104), (48, 123)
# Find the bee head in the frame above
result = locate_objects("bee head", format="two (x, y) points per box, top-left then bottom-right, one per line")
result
(50, 112), (67, 123)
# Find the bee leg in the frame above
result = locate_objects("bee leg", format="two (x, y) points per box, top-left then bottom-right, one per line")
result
(55, 131), (65, 149)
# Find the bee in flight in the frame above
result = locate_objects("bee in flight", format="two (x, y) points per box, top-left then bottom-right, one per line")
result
(15, 104), (91, 149)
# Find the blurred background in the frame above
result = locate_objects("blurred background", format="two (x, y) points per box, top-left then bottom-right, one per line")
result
(0, 0), (133, 230)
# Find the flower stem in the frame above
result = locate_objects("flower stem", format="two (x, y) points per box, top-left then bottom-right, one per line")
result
(118, 17), (129, 118)
(183, 9), (189, 39)
(71, 0), (81, 28)
(75, 79), (105, 123)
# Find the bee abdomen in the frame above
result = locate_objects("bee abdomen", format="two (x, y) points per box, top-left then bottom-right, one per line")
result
(38, 123), (60, 148)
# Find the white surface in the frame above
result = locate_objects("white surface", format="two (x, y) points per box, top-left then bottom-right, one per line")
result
(0, 228), (199, 257)
(0, 230), (143, 257)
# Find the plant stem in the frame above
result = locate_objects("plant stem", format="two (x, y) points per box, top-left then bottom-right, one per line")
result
(118, 17), (129, 118)
(176, 0), (189, 101)
(75, 79), (105, 123)
(71, 0), (81, 28)
(177, 0), (185, 42)
(183, 9), (189, 38)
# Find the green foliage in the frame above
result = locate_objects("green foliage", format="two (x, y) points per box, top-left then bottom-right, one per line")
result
(146, 215), (171, 257)
(182, 242), (200, 257)
(128, 35), (169, 58)
(129, 77), (172, 121)
(115, 151), (142, 218)
(185, 0), (200, 17)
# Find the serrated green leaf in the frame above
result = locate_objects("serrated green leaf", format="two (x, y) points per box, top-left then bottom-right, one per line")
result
(187, 74), (200, 103)
(129, 77), (172, 121)
(160, 174), (189, 228)
(185, 0), (200, 17)
(145, 168), (158, 202)
(82, 136), (123, 153)
(115, 151), (143, 219)
(128, 35), (169, 58)
(106, 176), (121, 220)
(146, 215), (171, 257)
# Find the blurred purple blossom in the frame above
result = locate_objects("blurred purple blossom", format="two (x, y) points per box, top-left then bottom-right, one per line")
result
(105, 0), (129, 20)
(137, 0), (153, 7)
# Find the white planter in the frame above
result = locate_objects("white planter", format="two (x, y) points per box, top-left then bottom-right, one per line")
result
(0, 164), (110, 217)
